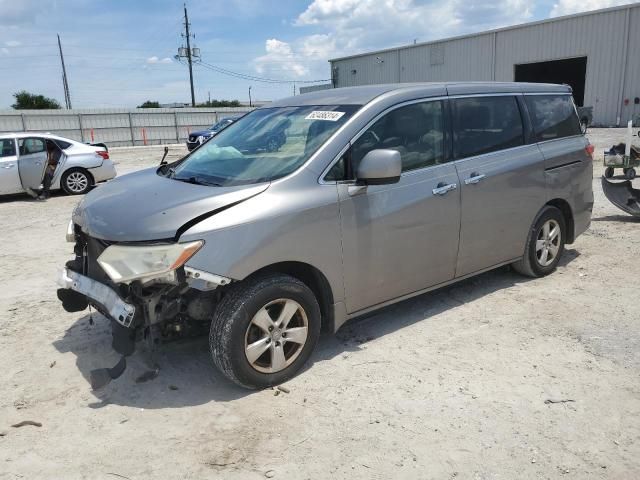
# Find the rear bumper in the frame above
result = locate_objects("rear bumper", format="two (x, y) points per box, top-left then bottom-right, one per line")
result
(89, 159), (117, 183)
(57, 267), (135, 328)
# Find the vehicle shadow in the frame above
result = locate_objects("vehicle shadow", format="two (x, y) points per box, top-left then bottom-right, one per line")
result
(52, 249), (580, 409)
(591, 214), (640, 223)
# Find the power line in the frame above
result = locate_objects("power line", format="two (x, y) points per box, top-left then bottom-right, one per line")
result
(195, 60), (330, 84)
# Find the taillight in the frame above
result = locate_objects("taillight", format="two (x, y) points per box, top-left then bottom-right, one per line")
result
(585, 144), (594, 158)
(96, 150), (109, 160)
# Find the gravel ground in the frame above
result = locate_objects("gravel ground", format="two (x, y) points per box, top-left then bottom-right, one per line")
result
(0, 129), (639, 479)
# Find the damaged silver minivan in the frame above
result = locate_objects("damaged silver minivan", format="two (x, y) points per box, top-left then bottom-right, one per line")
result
(57, 82), (594, 389)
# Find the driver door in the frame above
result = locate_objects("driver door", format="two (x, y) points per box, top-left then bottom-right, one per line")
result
(17, 137), (48, 190)
(333, 99), (462, 313)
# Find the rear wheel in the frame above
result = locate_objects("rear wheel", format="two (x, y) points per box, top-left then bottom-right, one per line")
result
(61, 168), (92, 195)
(626, 168), (636, 180)
(209, 274), (321, 389)
(604, 167), (614, 178)
(512, 206), (566, 278)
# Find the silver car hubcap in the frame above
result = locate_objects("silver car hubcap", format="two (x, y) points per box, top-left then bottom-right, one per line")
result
(66, 172), (88, 193)
(244, 298), (308, 374)
(536, 219), (561, 267)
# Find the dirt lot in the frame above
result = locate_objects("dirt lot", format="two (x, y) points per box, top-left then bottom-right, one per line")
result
(1, 129), (639, 479)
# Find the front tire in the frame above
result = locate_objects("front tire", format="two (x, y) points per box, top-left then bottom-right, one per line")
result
(512, 206), (566, 278)
(210, 274), (321, 389)
(61, 168), (92, 195)
(604, 167), (614, 178)
(626, 168), (636, 180)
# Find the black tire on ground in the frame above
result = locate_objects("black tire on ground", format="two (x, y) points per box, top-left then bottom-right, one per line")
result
(604, 167), (615, 178)
(209, 273), (321, 389)
(61, 168), (93, 195)
(626, 168), (636, 180)
(512, 205), (566, 278)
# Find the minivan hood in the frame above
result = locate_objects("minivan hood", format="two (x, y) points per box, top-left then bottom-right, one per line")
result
(73, 168), (269, 242)
(190, 129), (214, 137)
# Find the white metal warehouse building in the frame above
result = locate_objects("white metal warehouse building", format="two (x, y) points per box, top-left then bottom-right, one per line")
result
(327, 3), (640, 126)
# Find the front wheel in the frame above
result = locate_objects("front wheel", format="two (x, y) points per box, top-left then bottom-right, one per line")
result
(209, 274), (321, 389)
(604, 167), (614, 178)
(626, 168), (636, 180)
(512, 206), (566, 278)
(61, 168), (92, 195)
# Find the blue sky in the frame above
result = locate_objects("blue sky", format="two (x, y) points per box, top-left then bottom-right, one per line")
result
(0, 0), (633, 108)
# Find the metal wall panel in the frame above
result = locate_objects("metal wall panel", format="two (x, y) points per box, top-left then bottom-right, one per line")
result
(0, 107), (253, 146)
(495, 8), (629, 125)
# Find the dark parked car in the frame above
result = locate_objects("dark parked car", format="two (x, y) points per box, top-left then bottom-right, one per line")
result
(186, 117), (236, 151)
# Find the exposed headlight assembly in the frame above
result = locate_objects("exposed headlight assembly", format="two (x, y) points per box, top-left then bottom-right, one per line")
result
(97, 240), (203, 284)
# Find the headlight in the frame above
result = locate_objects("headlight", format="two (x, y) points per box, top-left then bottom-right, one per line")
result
(97, 240), (203, 283)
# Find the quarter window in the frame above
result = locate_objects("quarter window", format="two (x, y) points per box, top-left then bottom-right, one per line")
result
(326, 100), (446, 181)
(0, 139), (16, 158)
(525, 95), (581, 141)
(452, 96), (524, 159)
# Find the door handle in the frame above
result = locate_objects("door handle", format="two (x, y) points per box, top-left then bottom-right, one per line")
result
(464, 173), (486, 185)
(432, 182), (457, 196)
(2, 164), (15, 168)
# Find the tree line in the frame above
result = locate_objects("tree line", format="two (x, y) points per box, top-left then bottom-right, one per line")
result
(9, 91), (242, 109)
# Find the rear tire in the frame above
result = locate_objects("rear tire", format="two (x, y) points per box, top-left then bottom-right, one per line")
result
(604, 167), (614, 178)
(209, 274), (321, 389)
(61, 168), (93, 195)
(512, 206), (566, 278)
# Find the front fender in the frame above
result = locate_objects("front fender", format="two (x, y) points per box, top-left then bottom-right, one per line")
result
(180, 182), (345, 303)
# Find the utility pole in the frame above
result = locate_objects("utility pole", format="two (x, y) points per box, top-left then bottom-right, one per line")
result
(183, 4), (196, 107)
(248, 86), (252, 107)
(57, 34), (72, 109)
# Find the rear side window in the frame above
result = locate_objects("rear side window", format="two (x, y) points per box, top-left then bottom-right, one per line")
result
(525, 95), (581, 142)
(19, 138), (46, 155)
(0, 139), (16, 158)
(452, 96), (524, 159)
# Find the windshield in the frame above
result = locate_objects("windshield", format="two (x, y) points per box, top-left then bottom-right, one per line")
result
(171, 105), (359, 186)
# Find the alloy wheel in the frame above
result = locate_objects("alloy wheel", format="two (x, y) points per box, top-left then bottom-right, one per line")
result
(244, 298), (309, 373)
(66, 171), (89, 193)
(535, 219), (561, 267)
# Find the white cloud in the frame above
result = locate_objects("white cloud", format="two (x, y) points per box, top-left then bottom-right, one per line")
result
(146, 56), (173, 64)
(550, 0), (631, 17)
(295, 0), (532, 57)
(5, 40), (21, 47)
(253, 39), (309, 78)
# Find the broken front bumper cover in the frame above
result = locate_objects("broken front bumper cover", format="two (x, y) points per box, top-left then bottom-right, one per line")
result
(57, 267), (136, 328)
(601, 176), (640, 217)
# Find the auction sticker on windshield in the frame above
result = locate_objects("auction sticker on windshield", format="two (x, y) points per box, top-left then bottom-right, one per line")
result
(305, 111), (346, 121)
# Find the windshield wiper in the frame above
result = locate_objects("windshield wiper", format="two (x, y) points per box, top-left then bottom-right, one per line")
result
(173, 176), (223, 187)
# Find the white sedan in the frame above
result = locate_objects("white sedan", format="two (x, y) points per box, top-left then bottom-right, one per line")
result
(0, 132), (117, 196)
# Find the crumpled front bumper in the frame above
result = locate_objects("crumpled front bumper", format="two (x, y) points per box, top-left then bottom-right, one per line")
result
(57, 267), (136, 328)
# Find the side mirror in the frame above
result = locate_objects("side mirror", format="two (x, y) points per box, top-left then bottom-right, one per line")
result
(356, 149), (402, 185)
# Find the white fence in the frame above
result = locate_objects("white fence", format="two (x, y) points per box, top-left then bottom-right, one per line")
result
(0, 107), (254, 147)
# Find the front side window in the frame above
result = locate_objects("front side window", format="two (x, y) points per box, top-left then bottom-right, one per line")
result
(525, 95), (581, 142)
(0, 139), (16, 158)
(171, 105), (359, 186)
(326, 100), (445, 181)
(452, 96), (524, 159)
